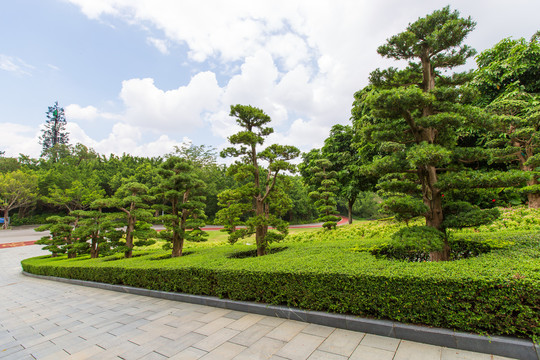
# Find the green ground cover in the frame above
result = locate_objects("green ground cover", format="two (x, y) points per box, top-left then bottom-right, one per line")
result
(22, 207), (540, 341)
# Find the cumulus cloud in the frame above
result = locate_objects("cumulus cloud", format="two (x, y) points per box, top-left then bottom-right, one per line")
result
(68, 122), (190, 157)
(0, 123), (41, 157)
(64, 104), (122, 122)
(119, 71), (222, 131)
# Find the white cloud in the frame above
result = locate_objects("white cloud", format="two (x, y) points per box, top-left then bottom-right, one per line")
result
(147, 37), (169, 54)
(65, 104), (121, 122)
(0, 123), (41, 157)
(68, 122), (190, 157)
(268, 118), (329, 150)
(0, 55), (34, 75)
(119, 71), (222, 131)
(65, 104), (99, 121)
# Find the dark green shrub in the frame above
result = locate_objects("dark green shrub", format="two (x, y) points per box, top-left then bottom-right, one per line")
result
(368, 226), (445, 261)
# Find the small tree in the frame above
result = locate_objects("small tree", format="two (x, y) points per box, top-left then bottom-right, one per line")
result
(35, 215), (88, 258)
(220, 104), (300, 256)
(0, 170), (38, 229)
(36, 216), (76, 257)
(153, 157), (208, 257)
(39, 101), (70, 160)
(307, 159), (341, 230)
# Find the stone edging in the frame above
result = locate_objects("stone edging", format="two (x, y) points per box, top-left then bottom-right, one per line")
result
(22, 271), (539, 360)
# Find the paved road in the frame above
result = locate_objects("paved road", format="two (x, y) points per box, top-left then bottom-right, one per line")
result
(0, 229), (515, 360)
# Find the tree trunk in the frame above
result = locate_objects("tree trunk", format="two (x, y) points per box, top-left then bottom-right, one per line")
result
(67, 236), (76, 259)
(528, 192), (540, 209)
(527, 177), (540, 208)
(90, 233), (98, 259)
(125, 216), (135, 258)
(347, 200), (353, 225)
(2, 209), (8, 230)
(255, 197), (267, 256)
(420, 166), (448, 261)
(171, 230), (183, 257)
(420, 52), (435, 92)
(429, 239), (450, 262)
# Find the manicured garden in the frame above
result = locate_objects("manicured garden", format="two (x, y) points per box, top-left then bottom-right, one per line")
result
(22, 207), (540, 342)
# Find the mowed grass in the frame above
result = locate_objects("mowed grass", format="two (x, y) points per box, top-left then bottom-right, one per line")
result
(139, 226), (322, 250)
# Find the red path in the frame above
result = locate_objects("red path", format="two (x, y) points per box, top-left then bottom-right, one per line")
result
(0, 240), (37, 249)
(0, 216), (349, 249)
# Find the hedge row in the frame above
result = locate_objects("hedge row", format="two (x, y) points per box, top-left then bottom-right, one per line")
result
(21, 229), (540, 341)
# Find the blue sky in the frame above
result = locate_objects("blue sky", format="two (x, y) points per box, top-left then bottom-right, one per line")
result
(2, 0), (539, 159)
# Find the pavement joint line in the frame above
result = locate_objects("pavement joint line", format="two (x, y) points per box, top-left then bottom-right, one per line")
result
(22, 271), (540, 360)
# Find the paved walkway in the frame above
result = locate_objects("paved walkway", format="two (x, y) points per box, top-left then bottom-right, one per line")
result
(0, 229), (516, 360)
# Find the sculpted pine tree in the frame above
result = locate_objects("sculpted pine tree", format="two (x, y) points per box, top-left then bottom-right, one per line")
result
(307, 159), (341, 230)
(353, 7), (528, 260)
(154, 157), (208, 257)
(39, 101), (70, 160)
(220, 105), (299, 256)
(108, 182), (154, 258)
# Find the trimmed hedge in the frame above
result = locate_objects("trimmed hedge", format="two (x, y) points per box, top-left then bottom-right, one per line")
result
(22, 228), (540, 342)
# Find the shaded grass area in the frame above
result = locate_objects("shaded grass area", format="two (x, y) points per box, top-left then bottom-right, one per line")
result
(22, 208), (540, 341)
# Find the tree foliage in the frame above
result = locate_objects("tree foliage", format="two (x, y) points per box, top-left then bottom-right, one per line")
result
(474, 35), (540, 208)
(0, 170), (38, 229)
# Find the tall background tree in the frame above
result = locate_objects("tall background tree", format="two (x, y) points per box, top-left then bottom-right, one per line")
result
(0, 170), (38, 229)
(220, 104), (299, 256)
(39, 101), (70, 161)
(473, 34), (540, 207)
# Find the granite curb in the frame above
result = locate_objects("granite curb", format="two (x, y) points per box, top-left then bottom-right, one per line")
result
(22, 271), (539, 360)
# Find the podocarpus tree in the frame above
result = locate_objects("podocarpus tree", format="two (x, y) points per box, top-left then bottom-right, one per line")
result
(220, 104), (300, 256)
(306, 159), (341, 230)
(353, 7), (527, 260)
(153, 157), (207, 257)
(0, 170), (38, 229)
(474, 36), (540, 207)
(108, 182), (154, 258)
(70, 199), (132, 259)
(35, 215), (89, 258)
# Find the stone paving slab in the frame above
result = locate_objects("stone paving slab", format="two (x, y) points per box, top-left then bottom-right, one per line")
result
(0, 234), (532, 360)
